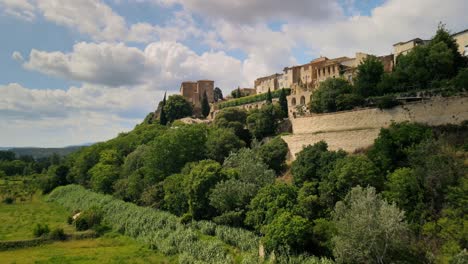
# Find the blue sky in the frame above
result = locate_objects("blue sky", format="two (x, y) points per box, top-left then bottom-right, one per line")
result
(0, 0), (466, 147)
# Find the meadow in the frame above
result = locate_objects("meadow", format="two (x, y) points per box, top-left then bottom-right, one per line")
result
(0, 179), (175, 264)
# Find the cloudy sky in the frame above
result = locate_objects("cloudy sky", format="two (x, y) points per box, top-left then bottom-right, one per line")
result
(1, 0), (467, 147)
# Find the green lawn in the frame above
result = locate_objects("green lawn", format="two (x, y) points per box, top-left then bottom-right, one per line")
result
(0, 234), (175, 264)
(0, 194), (75, 241)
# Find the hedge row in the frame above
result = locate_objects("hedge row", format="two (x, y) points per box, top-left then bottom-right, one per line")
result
(218, 88), (291, 109)
(0, 237), (49, 251)
(0, 231), (96, 251)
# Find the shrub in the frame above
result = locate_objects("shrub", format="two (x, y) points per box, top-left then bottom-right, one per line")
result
(75, 208), (102, 231)
(3, 196), (14, 204)
(33, 223), (50, 237)
(49, 227), (66, 240)
(375, 95), (400, 109)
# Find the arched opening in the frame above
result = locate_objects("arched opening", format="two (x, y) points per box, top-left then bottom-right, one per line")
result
(300, 96), (305, 105)
(291, 98), (296, 106)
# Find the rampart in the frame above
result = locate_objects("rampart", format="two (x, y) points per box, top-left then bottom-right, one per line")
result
(282, 96), (468, 159)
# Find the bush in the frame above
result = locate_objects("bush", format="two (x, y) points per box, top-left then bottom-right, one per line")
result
(3, 196), (14, 204)
(49, 227), (66, 240)
(256, 137), (288, 174)
(375, 95), (400, 109)
(75, 208), (103, 231)
(33, 223), (50, 237)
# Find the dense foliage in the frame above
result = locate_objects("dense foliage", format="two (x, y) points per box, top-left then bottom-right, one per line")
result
(218, 88), (291, 109)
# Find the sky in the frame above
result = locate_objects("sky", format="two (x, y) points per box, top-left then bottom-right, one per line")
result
(0, 0), (467, 147)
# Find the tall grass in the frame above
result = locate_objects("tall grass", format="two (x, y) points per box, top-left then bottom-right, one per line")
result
(47, 185), (244, 263)
(47, 185), (333, 264)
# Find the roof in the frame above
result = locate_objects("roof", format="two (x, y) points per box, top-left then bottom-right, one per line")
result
(452, 29), (468, 37)
(255, 73), (281, 82)
(392, 37), (427, 46)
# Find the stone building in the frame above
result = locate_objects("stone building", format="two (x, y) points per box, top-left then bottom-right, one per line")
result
(286, 53), (394, 117)
(393, 38), (429, 63)
(180, 80), (214, 107)
(392, 28), (468, 62)
(453, 29), (468, 56)
(254, 73), (281, 94)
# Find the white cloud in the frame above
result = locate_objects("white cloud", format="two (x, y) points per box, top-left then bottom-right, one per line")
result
(12, 51), (24, 62)
(23, 41), (245, 92)
(24, 42), (147, 86)
(0, 83), (164, 147)
(284, 0), (468, 58)
(0, 0), (36, 21)
(156, 0), (343, 24)
(37, 0), (128, 41)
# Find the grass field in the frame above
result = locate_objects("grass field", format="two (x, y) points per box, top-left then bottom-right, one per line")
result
(0, 234), (175, 264)
(0, 194), (75, 241)
(0, 180), (176, 264)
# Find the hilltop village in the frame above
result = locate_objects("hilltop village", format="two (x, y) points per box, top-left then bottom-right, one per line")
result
(177, 28), (468, 118)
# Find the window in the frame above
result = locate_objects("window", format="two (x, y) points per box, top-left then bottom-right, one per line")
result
(291, 98), (296, 106)
(300, 96), (305, 105)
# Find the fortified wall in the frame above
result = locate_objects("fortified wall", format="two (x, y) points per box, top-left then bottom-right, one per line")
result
(282, 96), (468, 159)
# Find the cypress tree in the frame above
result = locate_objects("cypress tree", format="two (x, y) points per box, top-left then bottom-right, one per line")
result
(159, 92), (168, 125)
(201, 91), (210, 118)
(236, 87), (242, 98)
(266, 88), (273, 103)
(279, 88), (288, 117)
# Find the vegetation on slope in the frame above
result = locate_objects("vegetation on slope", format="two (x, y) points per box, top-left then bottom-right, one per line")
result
(310, 24), (468, 114)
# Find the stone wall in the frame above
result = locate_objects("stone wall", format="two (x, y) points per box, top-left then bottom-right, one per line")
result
(282, 96), (468, 159)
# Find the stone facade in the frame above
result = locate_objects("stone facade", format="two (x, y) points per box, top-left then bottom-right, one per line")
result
(393, 28), (468, 62)
(453, 29), (468, 56)
(254, 73), (281, 94)
(180, 80), (215, 107)
(282, 96), (468, 159)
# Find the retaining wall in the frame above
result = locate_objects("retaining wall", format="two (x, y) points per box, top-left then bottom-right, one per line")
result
(282, 96), (468, 159)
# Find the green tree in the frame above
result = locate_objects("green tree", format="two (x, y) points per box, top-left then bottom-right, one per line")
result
(278, 88), (289, 117)
(383, 167), (424, 227)
(367, 122), (432, 174)
(255, 137), (288, 174)
(246, 104), (280, 139)
(223, 148), (276, 188)
(452, 67), (468, 90)
(163, 173), (189, 216)
(164, 94), (193, 123)
(245, 183), (298, 232)
(263, 212), (312, 253)
(209, 148), (275, 225)
(206, 128), (245, 163)
(291, 141), (346, 187)
(201, 91), (210, 118)
(310, 78), (353, 113)
(89, 149), (121, 194)
(295, 181), (322, 220)
(213, 107), (248, 139)
(320, 155), (381, 208)
(143, 124), (207, 183)
(430, 23), (467, 72)
(186, 160), (229, 219)
(354, 55), (384, 97)
(214, 87), (223, 102)
(159, 92), (168, 125)
(333, 186), (409, 264)
(266, 88), (273, 103)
